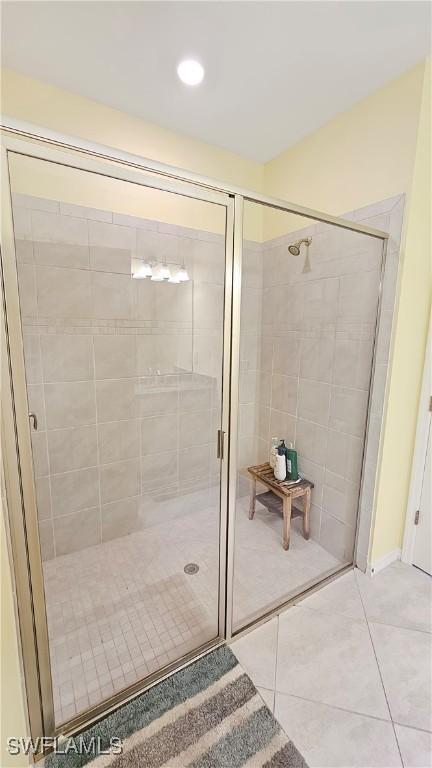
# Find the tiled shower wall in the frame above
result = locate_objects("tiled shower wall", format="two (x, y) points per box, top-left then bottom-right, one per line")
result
(12, 193), (225, 560)
(13, 192), (402, 566)
(238, 196), (403, 563)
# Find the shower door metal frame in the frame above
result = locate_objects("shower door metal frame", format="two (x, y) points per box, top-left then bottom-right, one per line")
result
(1, 132), (235, 748)
(1, 122), (389, 754)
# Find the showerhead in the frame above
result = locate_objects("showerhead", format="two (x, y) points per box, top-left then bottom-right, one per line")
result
(288, 237), (312, 256)
(288, 243), (301, 256)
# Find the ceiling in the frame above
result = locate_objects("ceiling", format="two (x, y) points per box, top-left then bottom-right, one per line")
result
(1, 1), (430, 162)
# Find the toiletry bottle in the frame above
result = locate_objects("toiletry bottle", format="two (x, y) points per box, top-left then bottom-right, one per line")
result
(269, 437), (279, 469)
(286, 442), (299, 481)
(274, 445), (287, 481)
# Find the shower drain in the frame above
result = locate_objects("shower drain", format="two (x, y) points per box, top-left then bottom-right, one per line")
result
(184, 563), (199, 575)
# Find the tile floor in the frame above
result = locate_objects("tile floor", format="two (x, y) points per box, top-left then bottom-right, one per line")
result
(231, 561), (432, 768)
(45, 489), (341, 725)
(233, 495), (341, 628)
(45, 505), (219, 724)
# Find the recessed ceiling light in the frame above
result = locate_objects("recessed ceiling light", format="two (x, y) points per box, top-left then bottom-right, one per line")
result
(177, 59), (204, 86)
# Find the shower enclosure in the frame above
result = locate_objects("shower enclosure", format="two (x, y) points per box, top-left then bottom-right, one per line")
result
(1, 127), (391, 748)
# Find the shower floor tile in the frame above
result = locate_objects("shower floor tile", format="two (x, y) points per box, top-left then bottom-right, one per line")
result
(45, 494), (342, 725)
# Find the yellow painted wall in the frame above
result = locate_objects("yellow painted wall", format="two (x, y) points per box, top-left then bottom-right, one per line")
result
(264, 62), (426, 239)
(264, 60), (431, 562)
(1, 69), (263, 192)
(1, 68), (264, 240)
(371, 60), (432, 560)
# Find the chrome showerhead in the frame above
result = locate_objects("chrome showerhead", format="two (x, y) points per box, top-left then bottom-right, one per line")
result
(288, 237), (312, 256)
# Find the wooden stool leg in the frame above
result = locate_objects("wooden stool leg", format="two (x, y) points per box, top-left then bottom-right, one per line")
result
(249, 477), (256, 520)
(283, 496), (292, 550)
(303, 488), (311, 540)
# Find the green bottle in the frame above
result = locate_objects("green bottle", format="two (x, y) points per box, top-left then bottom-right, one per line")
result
(286, 442), (298, 481)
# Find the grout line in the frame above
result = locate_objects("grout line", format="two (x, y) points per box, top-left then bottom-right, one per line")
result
(356, 573), (405, 767)
(273, 689), (397, 727)
(273, 613), (280, 694)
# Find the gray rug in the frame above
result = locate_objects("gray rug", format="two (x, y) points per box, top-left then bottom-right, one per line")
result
(45, 646), (307, 767)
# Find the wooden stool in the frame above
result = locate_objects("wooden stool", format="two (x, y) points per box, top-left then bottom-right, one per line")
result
(247, 462), (314, 551)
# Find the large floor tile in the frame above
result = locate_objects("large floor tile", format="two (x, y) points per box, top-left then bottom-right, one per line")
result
(276, 606), (389, 718)
(274, 692), (402, 768)
(356, 562), (432, 633)
(230, 617), (278, 690)
(370, 622), (432, 731)
(257, 686), (275, 713)
(395, 725), (432, 768)
(298, 570), (366, 622)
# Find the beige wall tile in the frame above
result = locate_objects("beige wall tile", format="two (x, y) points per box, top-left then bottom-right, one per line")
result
(135, 335), (157, 375)
(60, 202), (112, 223)
(154, 281), (192, 324)
(193, 283), (224, 330)
(47, 425), (97, 474)
(91, 272), (132, 320)
(53, 508), (100, 556)
(298, 457), (324, 506)
(34, 241), (90, 269)
(193, 239), (225, 285)
(329, 386), (369, 438)
(101, 497), (140, 542)
(271, 374), (298, 415)
(38, 520), (54, 560)
(15, 239), (34, 264)
(44, 381), (96, 429)
(100, 458), (140, 504)
(133, 278), (154, 321)
(179, 445), (210, 483)
(141, 413), (177, 455)
(298, 379), (331, 426)
(333, 337), (374, 390)
(95, 378), (137, 422)
(36, 265), (92, 318)
(31, 210), (88, 246)
(98, 420), (140, 464)
(17, 263), (37, 316)
(319, 511), (355, 562)
(138, 386), (178, 417)
(269, 409), (296, 444)
(12, 207), (32, 240)
(23, 334), (42, 384)
(88, 220), (135, 250)
(31, 431), (49, 478)
(141, 450), (178, 490)
(94, 334), (136, 379)
(299, 337), (334, 383)
(41, 334), (93, 382)
(35, 476), (51, 520)
(296, 419), (328, 466)
(89, 246), (130, 274)
(338, 271), (379, 319)
(51, 467), (99, 516)
(272, 335), (300, 377)
(179, 410), (212, 449)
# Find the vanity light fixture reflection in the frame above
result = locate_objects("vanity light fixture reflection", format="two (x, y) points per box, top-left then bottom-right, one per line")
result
(132, 258), (189, 282)
(177, 264), (189, 282)
(132, 260), (152, 279)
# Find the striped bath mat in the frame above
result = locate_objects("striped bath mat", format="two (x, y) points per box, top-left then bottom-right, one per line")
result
(45, 646), (307, 767)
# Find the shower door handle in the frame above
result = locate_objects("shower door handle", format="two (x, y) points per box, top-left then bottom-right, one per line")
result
(29, 412), (38, 431)
(217, 429), (225, 460)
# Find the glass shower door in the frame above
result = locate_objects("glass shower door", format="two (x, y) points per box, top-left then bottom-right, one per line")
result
(7, 150), (230, 728)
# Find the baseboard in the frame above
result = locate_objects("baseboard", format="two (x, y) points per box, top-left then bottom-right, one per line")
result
(366, 548), (401, 576)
